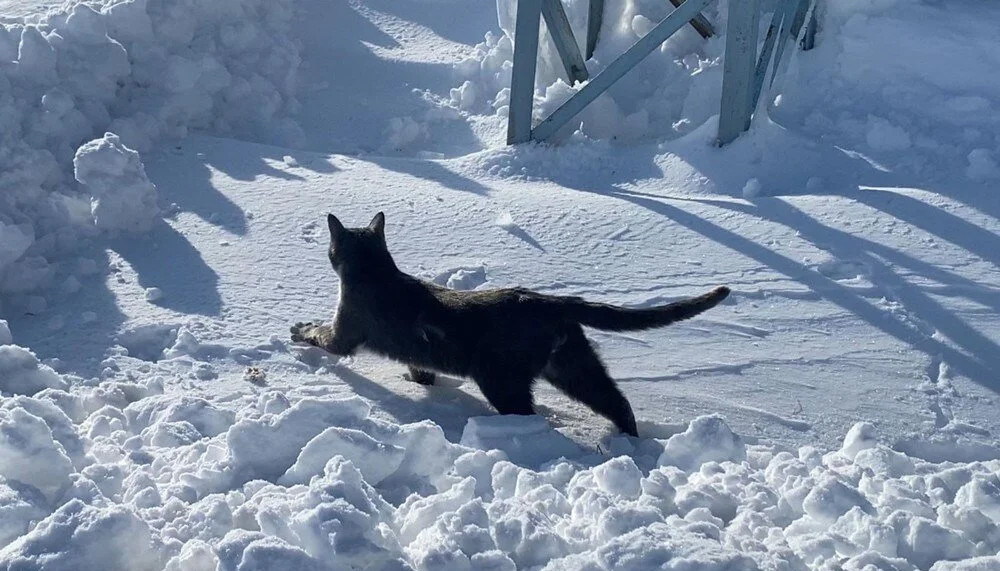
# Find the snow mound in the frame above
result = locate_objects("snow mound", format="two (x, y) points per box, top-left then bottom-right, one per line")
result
(0, 0), (300, 300)
(74, 133), (159, 233)
(0, 499), (164, 571)
(0, 365), (997, 568)
(658, 414), (745, 470)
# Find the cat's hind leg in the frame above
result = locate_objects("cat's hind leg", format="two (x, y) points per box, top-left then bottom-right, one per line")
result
(543, 325), (638, 437)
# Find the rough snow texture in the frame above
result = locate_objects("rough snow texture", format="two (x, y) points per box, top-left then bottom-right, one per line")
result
(0, 359), (997, 570)
(0, 0), (300, 299)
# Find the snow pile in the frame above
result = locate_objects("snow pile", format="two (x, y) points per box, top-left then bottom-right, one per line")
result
(455, 0), (726, 143)
(1, 352), (999, 569)
(771, 0), (1000, 183)
(0, 0), (300, 300)
(455, 0), (999, 187)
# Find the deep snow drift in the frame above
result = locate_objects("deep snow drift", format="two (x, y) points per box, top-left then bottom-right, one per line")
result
(2, 0), (1000, 569)
(2, 352), (1000, 570)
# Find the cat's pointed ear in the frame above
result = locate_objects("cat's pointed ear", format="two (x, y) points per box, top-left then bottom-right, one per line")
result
(327, 214), (344, 239)
(368, 212), (385, 237)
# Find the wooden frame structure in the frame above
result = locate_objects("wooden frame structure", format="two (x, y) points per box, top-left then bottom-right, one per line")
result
(506, 0), (819, 146)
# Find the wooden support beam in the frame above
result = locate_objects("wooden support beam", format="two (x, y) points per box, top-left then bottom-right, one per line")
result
(667, 0), (715, 39)
(507, 0), (544, 144)
(586, 0), (604, 60)
(531, 0), (713, 141)
(750, 2), (788, 112)
(801, 0), (818, 50)
(716, 0), (760, 145)
(541, 0), (589, 84)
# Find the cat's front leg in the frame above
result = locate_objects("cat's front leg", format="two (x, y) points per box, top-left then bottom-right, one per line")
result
(290, 321), (362, 355)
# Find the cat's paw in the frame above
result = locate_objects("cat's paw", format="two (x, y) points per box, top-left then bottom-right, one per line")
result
(290, 322), (318, 344)
(404, 368), (436, 386)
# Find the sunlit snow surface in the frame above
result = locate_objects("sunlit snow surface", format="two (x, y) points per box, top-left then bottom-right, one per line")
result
(1, 0), (1000, 568)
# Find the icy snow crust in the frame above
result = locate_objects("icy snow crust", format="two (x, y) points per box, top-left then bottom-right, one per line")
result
(0, 0), (300, 292)
(2, 352), (1000, 570)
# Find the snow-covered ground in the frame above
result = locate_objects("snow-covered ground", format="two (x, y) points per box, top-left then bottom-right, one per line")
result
(1, 0), (999, 569)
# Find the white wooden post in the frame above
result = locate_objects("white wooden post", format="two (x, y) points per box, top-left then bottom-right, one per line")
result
(717, 0), (760, 145)
(507, 0), (544, 144)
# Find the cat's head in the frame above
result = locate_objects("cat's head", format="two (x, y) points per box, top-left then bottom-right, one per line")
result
(325, 212), (396, 276)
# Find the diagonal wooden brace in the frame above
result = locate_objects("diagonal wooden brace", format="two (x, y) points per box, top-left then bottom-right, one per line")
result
(542, 0), (589, 84)
(667, 0), (715, 39)
(532, 0), (714, 141)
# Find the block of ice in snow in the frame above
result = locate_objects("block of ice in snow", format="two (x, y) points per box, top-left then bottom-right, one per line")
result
(74, 132), (159, 232)
(460, 415), (583, 467)
(0, 345), (68, 395)
(279, 427), (406, 486)
(657, 415), (746, 471)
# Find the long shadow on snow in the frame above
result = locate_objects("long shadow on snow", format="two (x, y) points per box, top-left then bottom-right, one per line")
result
(586, 187), (1000, 394)
(4, 248), (127, 380)
(110, 220), (222, 317)
(358, 155), (490, 195)
(291, 0), (482, 157)
(330, 364), (495, 441)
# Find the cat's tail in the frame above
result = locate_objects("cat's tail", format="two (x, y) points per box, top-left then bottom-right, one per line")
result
(556, 286), (731, 331)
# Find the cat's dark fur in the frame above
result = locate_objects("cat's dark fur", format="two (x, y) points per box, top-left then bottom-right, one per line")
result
(290, 212), (731, 436)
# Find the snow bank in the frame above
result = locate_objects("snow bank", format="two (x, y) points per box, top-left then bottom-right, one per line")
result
(452, 0), (998, 188)
(0, 0), (300, 305)
(1, 357), (999, 569)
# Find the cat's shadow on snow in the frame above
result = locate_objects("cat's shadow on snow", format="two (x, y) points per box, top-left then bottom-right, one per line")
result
(319, 361), (496, 440)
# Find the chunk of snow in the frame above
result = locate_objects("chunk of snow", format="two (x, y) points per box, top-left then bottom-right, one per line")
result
(841, 421), (879, 460)
(0, 345), (68, 395)
(74, 133), (160, 233)
(279, 427), (406, 486)
(741, 178), (762, 199)
(658, 415), (746, 471)
(144, 287), (163, 302)
(226, 397), (372, 481)
(0, 406), (74, 502)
